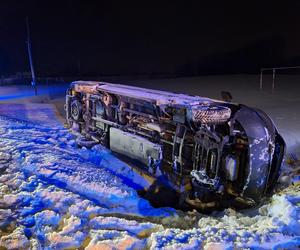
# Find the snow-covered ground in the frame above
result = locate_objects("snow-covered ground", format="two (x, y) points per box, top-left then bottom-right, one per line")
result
(0, 75), (300, 249)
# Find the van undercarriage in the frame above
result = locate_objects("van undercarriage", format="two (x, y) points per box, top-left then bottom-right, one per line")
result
(65, 81), (285, 211)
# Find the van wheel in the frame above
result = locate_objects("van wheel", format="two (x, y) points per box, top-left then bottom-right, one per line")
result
(76, 136), (97, 149)
(70, 98), (82, 122)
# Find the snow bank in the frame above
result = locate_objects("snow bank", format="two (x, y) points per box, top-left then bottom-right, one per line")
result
(148, 185), (300, 249)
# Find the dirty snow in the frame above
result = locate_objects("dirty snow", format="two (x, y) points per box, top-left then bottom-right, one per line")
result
(0, 76), (300, 249)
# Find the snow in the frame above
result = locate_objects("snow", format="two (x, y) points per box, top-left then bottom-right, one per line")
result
(0, 75), (300, 249)
(89, 216), (163, 236)
(148, 188), (300, 249)
(0, 226), (31, 250)
(86, 229), (145, 250)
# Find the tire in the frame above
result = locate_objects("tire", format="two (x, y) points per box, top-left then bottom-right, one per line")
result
(70, 98), (82, 122)
(76, 136), (97, 149)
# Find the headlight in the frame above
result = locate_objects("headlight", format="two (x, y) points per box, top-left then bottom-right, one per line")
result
(225, 155), (238, 181)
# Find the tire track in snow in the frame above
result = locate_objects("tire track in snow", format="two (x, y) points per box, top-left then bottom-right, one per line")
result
(0, 114), (172, 248)
(0, 115), (174, 219)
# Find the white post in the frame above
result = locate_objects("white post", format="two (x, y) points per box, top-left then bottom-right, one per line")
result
(260, 69), (263, 90)
(272, 68), (276, 93)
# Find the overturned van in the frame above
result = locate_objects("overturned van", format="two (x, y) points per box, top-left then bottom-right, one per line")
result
(65, 81), (285, 211)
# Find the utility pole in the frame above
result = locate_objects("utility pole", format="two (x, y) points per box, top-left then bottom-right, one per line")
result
(26, 17), (37, 95)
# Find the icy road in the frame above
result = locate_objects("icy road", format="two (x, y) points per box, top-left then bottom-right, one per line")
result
(0, 103), (299, 250)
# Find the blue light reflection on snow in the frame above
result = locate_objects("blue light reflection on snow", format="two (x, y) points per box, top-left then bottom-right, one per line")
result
(0, 85), (68, 101)
(0, 114), (174, 219)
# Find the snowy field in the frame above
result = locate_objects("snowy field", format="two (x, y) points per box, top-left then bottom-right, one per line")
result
(0, 75), (300, 249)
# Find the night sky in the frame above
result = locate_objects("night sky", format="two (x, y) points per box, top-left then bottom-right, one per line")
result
(0, 1), (300, 77)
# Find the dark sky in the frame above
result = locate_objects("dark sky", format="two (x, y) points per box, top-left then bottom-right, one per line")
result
(0, 1), (300, 76)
